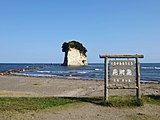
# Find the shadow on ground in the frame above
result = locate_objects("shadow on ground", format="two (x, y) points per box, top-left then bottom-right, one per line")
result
(60, 95), (160, 107)
(60, 96), (110, 106)
(147, 95), (160, 100)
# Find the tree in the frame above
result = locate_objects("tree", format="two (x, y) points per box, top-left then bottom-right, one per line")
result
(62, 41), (87, 56)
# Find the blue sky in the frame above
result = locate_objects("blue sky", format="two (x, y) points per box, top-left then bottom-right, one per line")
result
(0, 0), (160, 63)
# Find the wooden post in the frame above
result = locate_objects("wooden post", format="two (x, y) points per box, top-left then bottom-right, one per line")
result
(104, 57), (108, 101)
(136, 58), (141, 98)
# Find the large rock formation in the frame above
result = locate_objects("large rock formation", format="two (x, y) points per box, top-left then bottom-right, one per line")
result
(62, 41), (87, 66)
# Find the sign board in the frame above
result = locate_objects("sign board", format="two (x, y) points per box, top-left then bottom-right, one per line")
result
(109, 60), (135, 84)
(100, 54), (144, 100)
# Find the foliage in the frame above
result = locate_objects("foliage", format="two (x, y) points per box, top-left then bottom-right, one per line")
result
(104, 95), (160, 107)
(62, 42), (69, 52)
(0, 95), (159, 112)
(142, 95), (160, 105)
(0, 97), (79, 112)
(62, 41), (87, 56)
(105, 96), (144, 107)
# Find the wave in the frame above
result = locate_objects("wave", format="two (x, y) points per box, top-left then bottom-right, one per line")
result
(14, 73), (57, 78)
(65, 70), (91, 74)
(37, 71), (51, 73)
(155, 67), (160, 70)
(141, 67), (154, 69)
(14, 72), (83, 79)
(141, 67), (160, 70)
(95, 69), (103, 71)
(66, 76), (82, 79)
(77, 71), (87, 74)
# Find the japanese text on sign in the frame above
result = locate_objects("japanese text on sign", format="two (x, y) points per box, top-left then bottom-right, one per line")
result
(110, 60), (135, 84)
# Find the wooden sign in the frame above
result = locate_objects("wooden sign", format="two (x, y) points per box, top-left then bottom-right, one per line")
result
(100, 54), (144, 101)
(110, 60), (135, 84)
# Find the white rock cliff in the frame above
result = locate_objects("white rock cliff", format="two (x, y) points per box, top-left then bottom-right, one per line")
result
(62, 41), (87, 66)
(65, 48), (87, 66)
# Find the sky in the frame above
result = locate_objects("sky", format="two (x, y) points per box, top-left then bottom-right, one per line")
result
(0, 0), (160, 63)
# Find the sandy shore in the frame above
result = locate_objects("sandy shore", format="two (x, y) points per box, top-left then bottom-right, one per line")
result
(0, 75), (159, 97)
(0, 75), (159, 120)
(0, 75), (104, 97)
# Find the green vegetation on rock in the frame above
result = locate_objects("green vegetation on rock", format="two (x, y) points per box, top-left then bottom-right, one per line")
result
(62, 41), (87, 57)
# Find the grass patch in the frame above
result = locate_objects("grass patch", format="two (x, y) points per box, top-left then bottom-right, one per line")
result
(104, 95), (160, 107)
(0, 95), (159, 112)
(0, 97), (80, 112)
(142, 95), (160, 105)
(105, 96), (144, 107)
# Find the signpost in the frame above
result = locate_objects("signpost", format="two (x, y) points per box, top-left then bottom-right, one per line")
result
(100, 54), (144, 101)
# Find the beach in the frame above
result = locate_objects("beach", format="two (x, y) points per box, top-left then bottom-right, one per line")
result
(0, 75), (159, 120)
(0, 75), (104, 97)
(0, 75), (159, 97)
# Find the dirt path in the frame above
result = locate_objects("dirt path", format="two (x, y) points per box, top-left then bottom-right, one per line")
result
(0, 103), (160, 120)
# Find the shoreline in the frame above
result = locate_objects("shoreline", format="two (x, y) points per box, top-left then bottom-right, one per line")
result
(8, 74), (160, 84)
(0, 75), (159, 97)
(0, 63), (160, 84)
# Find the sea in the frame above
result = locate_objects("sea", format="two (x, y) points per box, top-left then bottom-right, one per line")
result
(0, 63), (160, 83)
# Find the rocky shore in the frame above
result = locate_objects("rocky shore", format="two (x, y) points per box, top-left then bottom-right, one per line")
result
(0, 65), (49, 75)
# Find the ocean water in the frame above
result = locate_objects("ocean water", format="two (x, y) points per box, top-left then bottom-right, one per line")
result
(0, 63), (160, 82)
